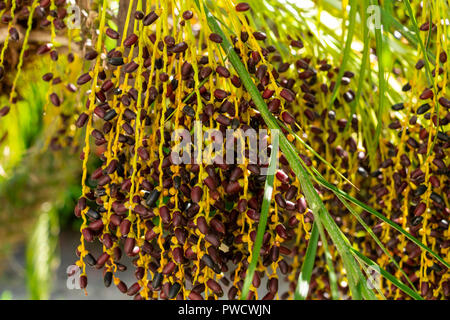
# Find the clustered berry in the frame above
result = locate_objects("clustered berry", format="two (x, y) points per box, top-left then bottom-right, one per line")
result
(0, 0), (448, 300)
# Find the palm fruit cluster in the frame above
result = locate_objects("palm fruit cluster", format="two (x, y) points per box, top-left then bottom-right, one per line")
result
(0, 0), (73, 103)
(0, 0), (448, 300)
(0, 0), (86, 154)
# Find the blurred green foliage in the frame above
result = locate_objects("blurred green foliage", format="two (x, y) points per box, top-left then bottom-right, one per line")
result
(0, 60), (81, 299)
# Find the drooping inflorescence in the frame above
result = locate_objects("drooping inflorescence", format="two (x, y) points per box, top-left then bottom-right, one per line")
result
(0, 0), (448, 300)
